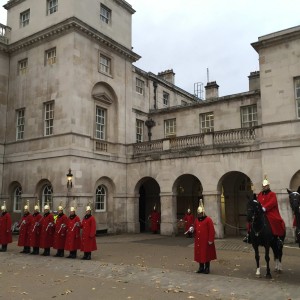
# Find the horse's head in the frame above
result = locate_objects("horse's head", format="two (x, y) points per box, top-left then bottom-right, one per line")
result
(287, 188), (300, 214)
(247, 193), (263, 222)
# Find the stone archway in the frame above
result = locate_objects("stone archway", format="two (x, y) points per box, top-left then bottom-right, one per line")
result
(173, 174), (202, 220)
(289, 170), (300, 190)
(218, 171), (252, 237)
(135, 177), (161, 233)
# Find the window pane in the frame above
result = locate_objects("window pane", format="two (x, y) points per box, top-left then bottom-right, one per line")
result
(95, 185), (106, 211)
(96, 107), (106, 140)
(241, 105), (257, 128)
(136, 119), (144, 142)
(200, 112), (214, 133)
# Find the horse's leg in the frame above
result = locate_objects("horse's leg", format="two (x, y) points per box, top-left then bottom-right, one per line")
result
(265, 246), (272, 278)
(254, 245), (261, 277)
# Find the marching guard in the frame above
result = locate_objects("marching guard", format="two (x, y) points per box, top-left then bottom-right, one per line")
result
(0, 202), (12, 252)
(80, 205), (97, 260)
(53, 205), (68, 257)
(65, 207), (81, 258)
(39, 204), (54, 256)
(18, 201), (33, 254)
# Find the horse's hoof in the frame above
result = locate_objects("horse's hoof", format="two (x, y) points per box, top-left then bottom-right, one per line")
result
(265, 274), (272, 279)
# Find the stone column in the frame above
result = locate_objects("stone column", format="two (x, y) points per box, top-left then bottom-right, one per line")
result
(160, 192), (177, 236)
(126, 195), (140, 233)
(202, 191), (223, 238)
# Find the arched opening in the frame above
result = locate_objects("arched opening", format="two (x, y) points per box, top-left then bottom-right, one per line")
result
(289, 170), (300, 190)
(174, 174), (202, 220)
(137, 177), (160, 233)
(218, 171), (252, 237)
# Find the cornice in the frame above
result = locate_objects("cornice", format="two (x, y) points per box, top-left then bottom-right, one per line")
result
(7, 17), (141, 62)
(252, 26), (300, 53)
(3, 0), (26, 10)
(113, 0), (135, 14)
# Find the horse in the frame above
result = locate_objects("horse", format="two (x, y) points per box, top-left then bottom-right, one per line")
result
(287, 187), (300, 247)
(247, 194), (284, 278)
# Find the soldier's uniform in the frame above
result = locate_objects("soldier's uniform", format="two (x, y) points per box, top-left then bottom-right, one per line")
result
(64, 207), (81, 258)
(0, 203), (12, 252)
(29, 204), (43, 254)
(18, 203), (33, 254)
(53, 205), (68, 257)
(39, 204), (54, 256)
(80, 206), (97, 260)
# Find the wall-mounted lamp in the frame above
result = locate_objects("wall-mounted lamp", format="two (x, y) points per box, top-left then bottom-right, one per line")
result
(66, 168), (73, 190)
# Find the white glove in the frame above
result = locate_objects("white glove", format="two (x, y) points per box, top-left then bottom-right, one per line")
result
(208, 241), (213, 245)
(262, 207), (266, 212)
(76, 222), (80, 227)
(188, 226), (194, 233)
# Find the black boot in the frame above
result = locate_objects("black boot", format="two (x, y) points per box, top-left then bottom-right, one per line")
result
(54, 250), (60, 257)
(204, 262), (210, 274)
(20, 247), (26, 253)
(81, 252), (88, 260)
(59, 250), (64, 257)
(86, 252), (91, 260)
(42, 248), (50, 256)
(26, 246), (31, 254)
(1, 245), (7, 252)
(243, 233), (251, 244)
(196, 263), (204, 273)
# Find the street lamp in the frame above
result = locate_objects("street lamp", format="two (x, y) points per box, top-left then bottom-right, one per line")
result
(66, 168), (73, 190)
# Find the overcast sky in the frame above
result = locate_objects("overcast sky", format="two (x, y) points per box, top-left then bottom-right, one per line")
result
(0, 0), (299, 97)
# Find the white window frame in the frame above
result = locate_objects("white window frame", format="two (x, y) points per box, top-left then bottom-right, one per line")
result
(99, 54), (111, 75)
(44, 102), (54, 136)
(136, 78), (144, 95)
(241, 105), (257, 128)
(20, 9), (30, 27)
(96, 106), (106, 140)
(200, 112), (214, 133)
(95, 185), (106, 212)
(42, 184), (53, 209)
(45, 48), (56, 65)
(295, 77), (300, 118)
(100, 4), (111, 24)
(13, 186), (22, 212)
(18, 58), (28, 75)
(16, 109), (25, 140)
(136, 119), (144, 143)
(163, 92), (169, 107)
(164, 119), (176, 138)
(47, 0), (58, 15)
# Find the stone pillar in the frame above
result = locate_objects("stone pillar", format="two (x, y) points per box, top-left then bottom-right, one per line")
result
(126, 195), (140, 233)
(202, 191), (223, 238)
(160, 192), (177, 236)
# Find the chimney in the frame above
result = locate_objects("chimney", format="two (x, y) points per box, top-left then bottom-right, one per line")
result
(248, 71), (260, 91)
(205, 81), (219, 100)
(157, 69), (175, 84)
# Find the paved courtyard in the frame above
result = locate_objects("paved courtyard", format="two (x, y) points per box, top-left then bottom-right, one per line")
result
(0, 234), (299, 300)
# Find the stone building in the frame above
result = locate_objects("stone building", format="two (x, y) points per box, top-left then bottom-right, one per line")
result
(0, 0), (299, 240)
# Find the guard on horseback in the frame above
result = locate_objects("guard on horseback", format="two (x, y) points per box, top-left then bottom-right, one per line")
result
(244, 176), (285, 244)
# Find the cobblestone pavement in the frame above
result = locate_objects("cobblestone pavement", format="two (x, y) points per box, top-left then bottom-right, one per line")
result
(0, 234), (299, 300)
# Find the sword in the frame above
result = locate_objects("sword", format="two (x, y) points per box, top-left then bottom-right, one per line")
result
(58, 223), (65, 234)
(19, 220), (26, 230)
(32, 222), (39, 233)
(71, 222), (79, 232)
(46, 222), (53, 232)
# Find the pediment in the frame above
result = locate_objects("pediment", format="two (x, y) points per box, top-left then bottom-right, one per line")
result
(92, 92), (113, 105)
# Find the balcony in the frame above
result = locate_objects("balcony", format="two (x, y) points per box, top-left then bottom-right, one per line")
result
(133, 128), (257, 156)
(0, 23), (10, 44)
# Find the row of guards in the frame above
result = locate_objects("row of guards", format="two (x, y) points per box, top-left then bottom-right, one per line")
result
(0, 201), (98, 260)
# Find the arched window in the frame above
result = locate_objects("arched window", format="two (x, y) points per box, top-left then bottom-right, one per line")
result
(42, 184), (53, 209)
(13, 186), (22, 212)
(95, 185), (106, 212)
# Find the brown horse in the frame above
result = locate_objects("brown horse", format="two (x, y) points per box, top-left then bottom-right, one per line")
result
(287, 187), (300, 247)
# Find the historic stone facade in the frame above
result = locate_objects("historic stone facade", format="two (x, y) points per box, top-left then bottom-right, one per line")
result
(0, 0), (299, 240)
